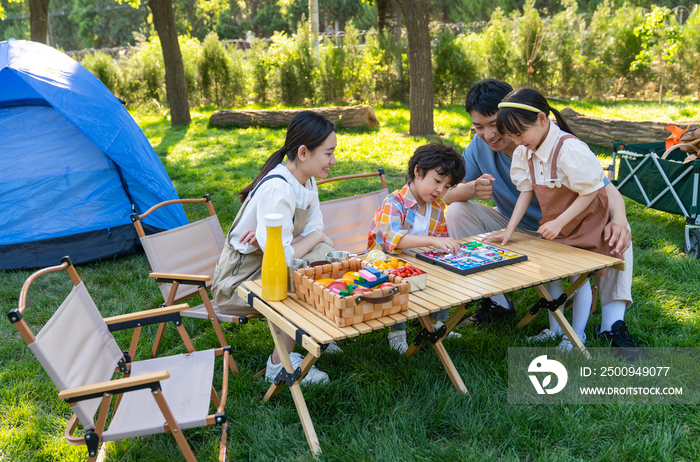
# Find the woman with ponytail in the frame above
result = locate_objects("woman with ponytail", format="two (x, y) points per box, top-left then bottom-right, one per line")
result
(212, 111), (340, 385)
(484, 87), (614, 351)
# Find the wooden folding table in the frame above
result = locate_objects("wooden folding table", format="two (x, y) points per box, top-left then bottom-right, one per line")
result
(237, 232), (624, 455)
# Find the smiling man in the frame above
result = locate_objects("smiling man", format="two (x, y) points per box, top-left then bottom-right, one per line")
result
(443, 79), (642, 359)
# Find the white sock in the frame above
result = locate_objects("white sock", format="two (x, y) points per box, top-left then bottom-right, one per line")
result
(545, 280), (564, 334)
(491, 293), (511, 310)
(601, 301), (626, 332)
(570, 275), (591, 340)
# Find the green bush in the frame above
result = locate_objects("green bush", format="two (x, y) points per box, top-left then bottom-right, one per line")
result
(91, 5), (700, 110)
(121, 36), (166, 105)
(513, 0), (550, 89)
(179, 35), (203, 106)
(582, 1), (647, 98)
(268, 19), (318, 105)
(545, 0), (585, 97)
(81, 51), (121, 95)
(247, 39), (271, 103)
(479, 8), (513, 83)
(318, 43), (347, 103)
(362, 28), (408, 104)
(344, 22), (373, 103)
(673, 6), (700, 98)
(432, 28), (477, 105)
(200, 32), (234, 106)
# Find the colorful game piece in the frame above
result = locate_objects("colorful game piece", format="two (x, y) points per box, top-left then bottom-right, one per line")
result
(416, 241), (527, 276)
(358, 269), (377, 282)
(354, 273), (388, 288)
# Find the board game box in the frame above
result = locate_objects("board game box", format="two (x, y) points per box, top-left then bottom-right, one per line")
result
(415, 241), (527, 276)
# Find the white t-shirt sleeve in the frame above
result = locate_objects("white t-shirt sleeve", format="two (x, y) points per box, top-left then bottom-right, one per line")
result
(253, 182), (297, 260)
(558, 139), (605, 196)
(510, 147), (533, 192)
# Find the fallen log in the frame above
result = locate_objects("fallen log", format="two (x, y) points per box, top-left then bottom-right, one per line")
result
(559, 107), (700, 147)
(209, 105), (380, 129)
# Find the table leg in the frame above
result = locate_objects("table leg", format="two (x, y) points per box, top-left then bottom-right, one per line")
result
(405, 304), (467, 358)
(264, 350), (319, 401)
(517, 273), (593, 330)
(263, 320), (322, 455)
(405, 312), (469, 394)
(533, 285), (591, 359)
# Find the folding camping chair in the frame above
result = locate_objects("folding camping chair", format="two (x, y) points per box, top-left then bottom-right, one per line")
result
(131, 195), (261, 366)
(7, 257), (231, 462)
(317, 168), (389, 254)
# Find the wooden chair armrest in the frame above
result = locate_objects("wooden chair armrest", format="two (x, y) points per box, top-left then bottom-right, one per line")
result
(149, 272), (211, 283)
(104, 304), (190, 325)
(135, 195), (214, 221)
(58, 371), (170, 402)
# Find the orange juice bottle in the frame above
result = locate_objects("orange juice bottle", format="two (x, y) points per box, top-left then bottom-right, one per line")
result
(261, 213), (287, 301)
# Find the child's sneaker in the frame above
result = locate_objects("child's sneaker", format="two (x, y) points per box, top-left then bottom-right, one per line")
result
(433, 321), (462, 340)
(388, 330), (409, 354)
(556, 333), (586, 352)
(265, 352), (330, 385)
(323, 341), (343, 354)
(527, 328), (562, 343)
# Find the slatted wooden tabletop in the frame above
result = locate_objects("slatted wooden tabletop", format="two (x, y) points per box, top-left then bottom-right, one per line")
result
(239, 232), (624, 345)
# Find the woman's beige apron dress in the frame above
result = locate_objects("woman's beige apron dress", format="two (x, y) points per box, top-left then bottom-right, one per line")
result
(529, 135), (612, 276)
(212, 174), (334, 315)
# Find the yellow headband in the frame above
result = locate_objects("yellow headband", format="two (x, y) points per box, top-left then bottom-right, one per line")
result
(498, 102), (542, 113)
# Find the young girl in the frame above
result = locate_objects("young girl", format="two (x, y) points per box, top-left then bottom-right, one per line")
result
(483, 88), (612, 351)
(212, 111), (340, 384)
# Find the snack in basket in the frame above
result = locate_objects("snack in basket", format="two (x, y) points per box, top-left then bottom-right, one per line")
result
(389, 265), (426, 278)
(293, 258), (410, 327)
(366, 249), (387, 263)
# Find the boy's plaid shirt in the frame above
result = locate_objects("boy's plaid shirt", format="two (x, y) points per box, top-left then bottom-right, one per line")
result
(367, 184), (449, 253)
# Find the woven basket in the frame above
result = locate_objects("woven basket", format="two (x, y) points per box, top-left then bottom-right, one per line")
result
(293, 258), (410, 327)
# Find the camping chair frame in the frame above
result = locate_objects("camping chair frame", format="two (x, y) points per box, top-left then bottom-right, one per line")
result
(131, 195), (261, 367)
(316, 168), (388, 255)
(612, 142), (700, 257)
(8, 257), (230, 462)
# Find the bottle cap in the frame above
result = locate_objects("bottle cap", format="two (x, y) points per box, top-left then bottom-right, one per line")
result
(264, 213), (284, 227)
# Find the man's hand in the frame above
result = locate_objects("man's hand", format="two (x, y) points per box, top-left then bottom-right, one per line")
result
(474, 174), (496, 200)
(604, 219), (631, 256)
(483, 228), (514, 246)
(538, 220), (563, 240)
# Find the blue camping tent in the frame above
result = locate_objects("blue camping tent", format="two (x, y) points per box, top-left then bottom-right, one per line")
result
(0, 39), (189, 270)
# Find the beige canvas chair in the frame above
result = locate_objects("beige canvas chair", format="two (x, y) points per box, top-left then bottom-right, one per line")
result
(131, 195), (261, 366)
(318, 168), (388, 254)
(8, 257), (231, 462)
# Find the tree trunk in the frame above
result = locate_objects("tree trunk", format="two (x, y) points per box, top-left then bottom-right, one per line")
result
(558, 107), (700, 146)
(309, 0), (319, 56)
(148, 0), (190, 126)
(186, 0), (196, 37)
(28, 0), (50, 44)
(209, 105), (380, 129)
(395, 0), (434, 135)
(376, 0), (401, 45)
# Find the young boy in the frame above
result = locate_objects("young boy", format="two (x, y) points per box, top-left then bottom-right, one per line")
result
(367, 143), (466, 353)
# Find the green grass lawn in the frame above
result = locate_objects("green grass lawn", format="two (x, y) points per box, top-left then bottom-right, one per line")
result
(2, 103), (700, 461)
